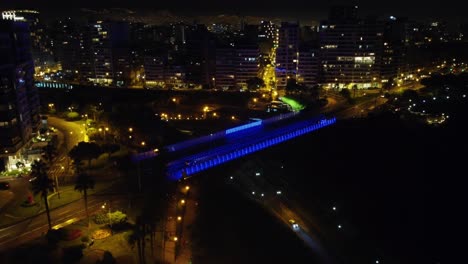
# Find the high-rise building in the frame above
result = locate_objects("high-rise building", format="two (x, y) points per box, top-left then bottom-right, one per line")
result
(144, 56), (165, 87)
(297, 46), (319, 87)
(258, 21), (277, 40)
(215, 46), (236, 90)
(380, 16), (407, 87)
(214, 42), (260, 90)
(319, 6), (383, 89)
(80, 20), (131, 86)
(0, 20), (40, 171)
(1, 9), (54, 74)
(276, 22), (300, 89)
(235, 43), (260, 89)
(185, 24), (216, 86)
(50, 17), (81, 79)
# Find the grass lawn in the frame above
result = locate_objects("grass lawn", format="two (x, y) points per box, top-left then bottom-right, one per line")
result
(0, 181), (115, 227)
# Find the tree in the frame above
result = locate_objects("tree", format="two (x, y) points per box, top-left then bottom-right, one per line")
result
(69, 142), (102, 170)
(30, 160), (55, 230)
(352, 84), (358, 98)
(96, 251), (117, 264)
(339, 88), (351, 99)
(74, 172), (95, 228)
(43, 143), (57, 163)
(128, 216), (146, 264)
(101, 143), (120, 158)
(401, 89), (419, 101)
(90, 104), (104, 123)
(286, 78), (299, 93)
(286, 78), (306, 94)
(246, 77), (265, 91)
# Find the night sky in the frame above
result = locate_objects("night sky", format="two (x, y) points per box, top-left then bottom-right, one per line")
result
(1, 0), (466, 22)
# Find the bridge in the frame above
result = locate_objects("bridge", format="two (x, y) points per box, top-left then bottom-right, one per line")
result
(132, 112), (336, 181)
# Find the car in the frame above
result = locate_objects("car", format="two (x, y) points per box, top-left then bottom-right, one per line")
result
(289, 219), (300, 231)
(0, 181), (10, 190)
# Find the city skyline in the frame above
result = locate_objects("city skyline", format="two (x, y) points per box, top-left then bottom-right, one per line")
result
(0, 4), (466, 263)
(1, 1), (467, 24)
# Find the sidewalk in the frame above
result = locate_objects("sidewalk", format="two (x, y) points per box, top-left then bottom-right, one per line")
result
(159, 184), (197, 264)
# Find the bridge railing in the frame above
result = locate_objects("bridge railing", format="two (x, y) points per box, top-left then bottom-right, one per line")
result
(167, 117), (336, 180)
(163, 111), (299, 154)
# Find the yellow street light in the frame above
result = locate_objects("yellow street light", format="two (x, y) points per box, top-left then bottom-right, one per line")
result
(128, 127), (133, 132)
(173, 237), (178, 242)
(185, 186), (190, 191)
(105, 127), (109, 131)
(180, 199), (185, 205)
(141, 141), (146, 146)
(177, 216), (182, 221)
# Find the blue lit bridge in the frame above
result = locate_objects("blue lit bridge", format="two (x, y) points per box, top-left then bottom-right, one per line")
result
(133, 112), (336, 181)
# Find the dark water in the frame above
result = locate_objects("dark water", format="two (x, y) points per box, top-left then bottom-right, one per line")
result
(191, 112), (467, 264)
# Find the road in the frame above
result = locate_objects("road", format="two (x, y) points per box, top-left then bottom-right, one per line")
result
(0, 194), (126, 251)
(229, 165), (335, 264)
(0, 117), (85, 222)
(0, 116), (96, 250)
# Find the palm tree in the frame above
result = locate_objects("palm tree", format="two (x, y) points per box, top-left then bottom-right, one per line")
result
(74, 172), (95, 228)
(30, 159), (55, 230)
(128, 216), (146, 264)
(69, 141), (102, 170)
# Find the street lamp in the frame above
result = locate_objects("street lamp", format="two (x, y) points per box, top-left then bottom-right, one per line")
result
(102, 202), (112, 228)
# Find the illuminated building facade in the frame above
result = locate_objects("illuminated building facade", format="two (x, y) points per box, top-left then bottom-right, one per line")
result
(0, 20), (40, 171)
(1, 9), (54, 74)
(319, 5), (383, 89)
(80, 21), (130, 86)
(297, 46), (319, 87)
(215, 46), (236, 90)
(258, 21), (277, 40)
(276, 22), (300, 89)
(214, 43), (260, 90)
